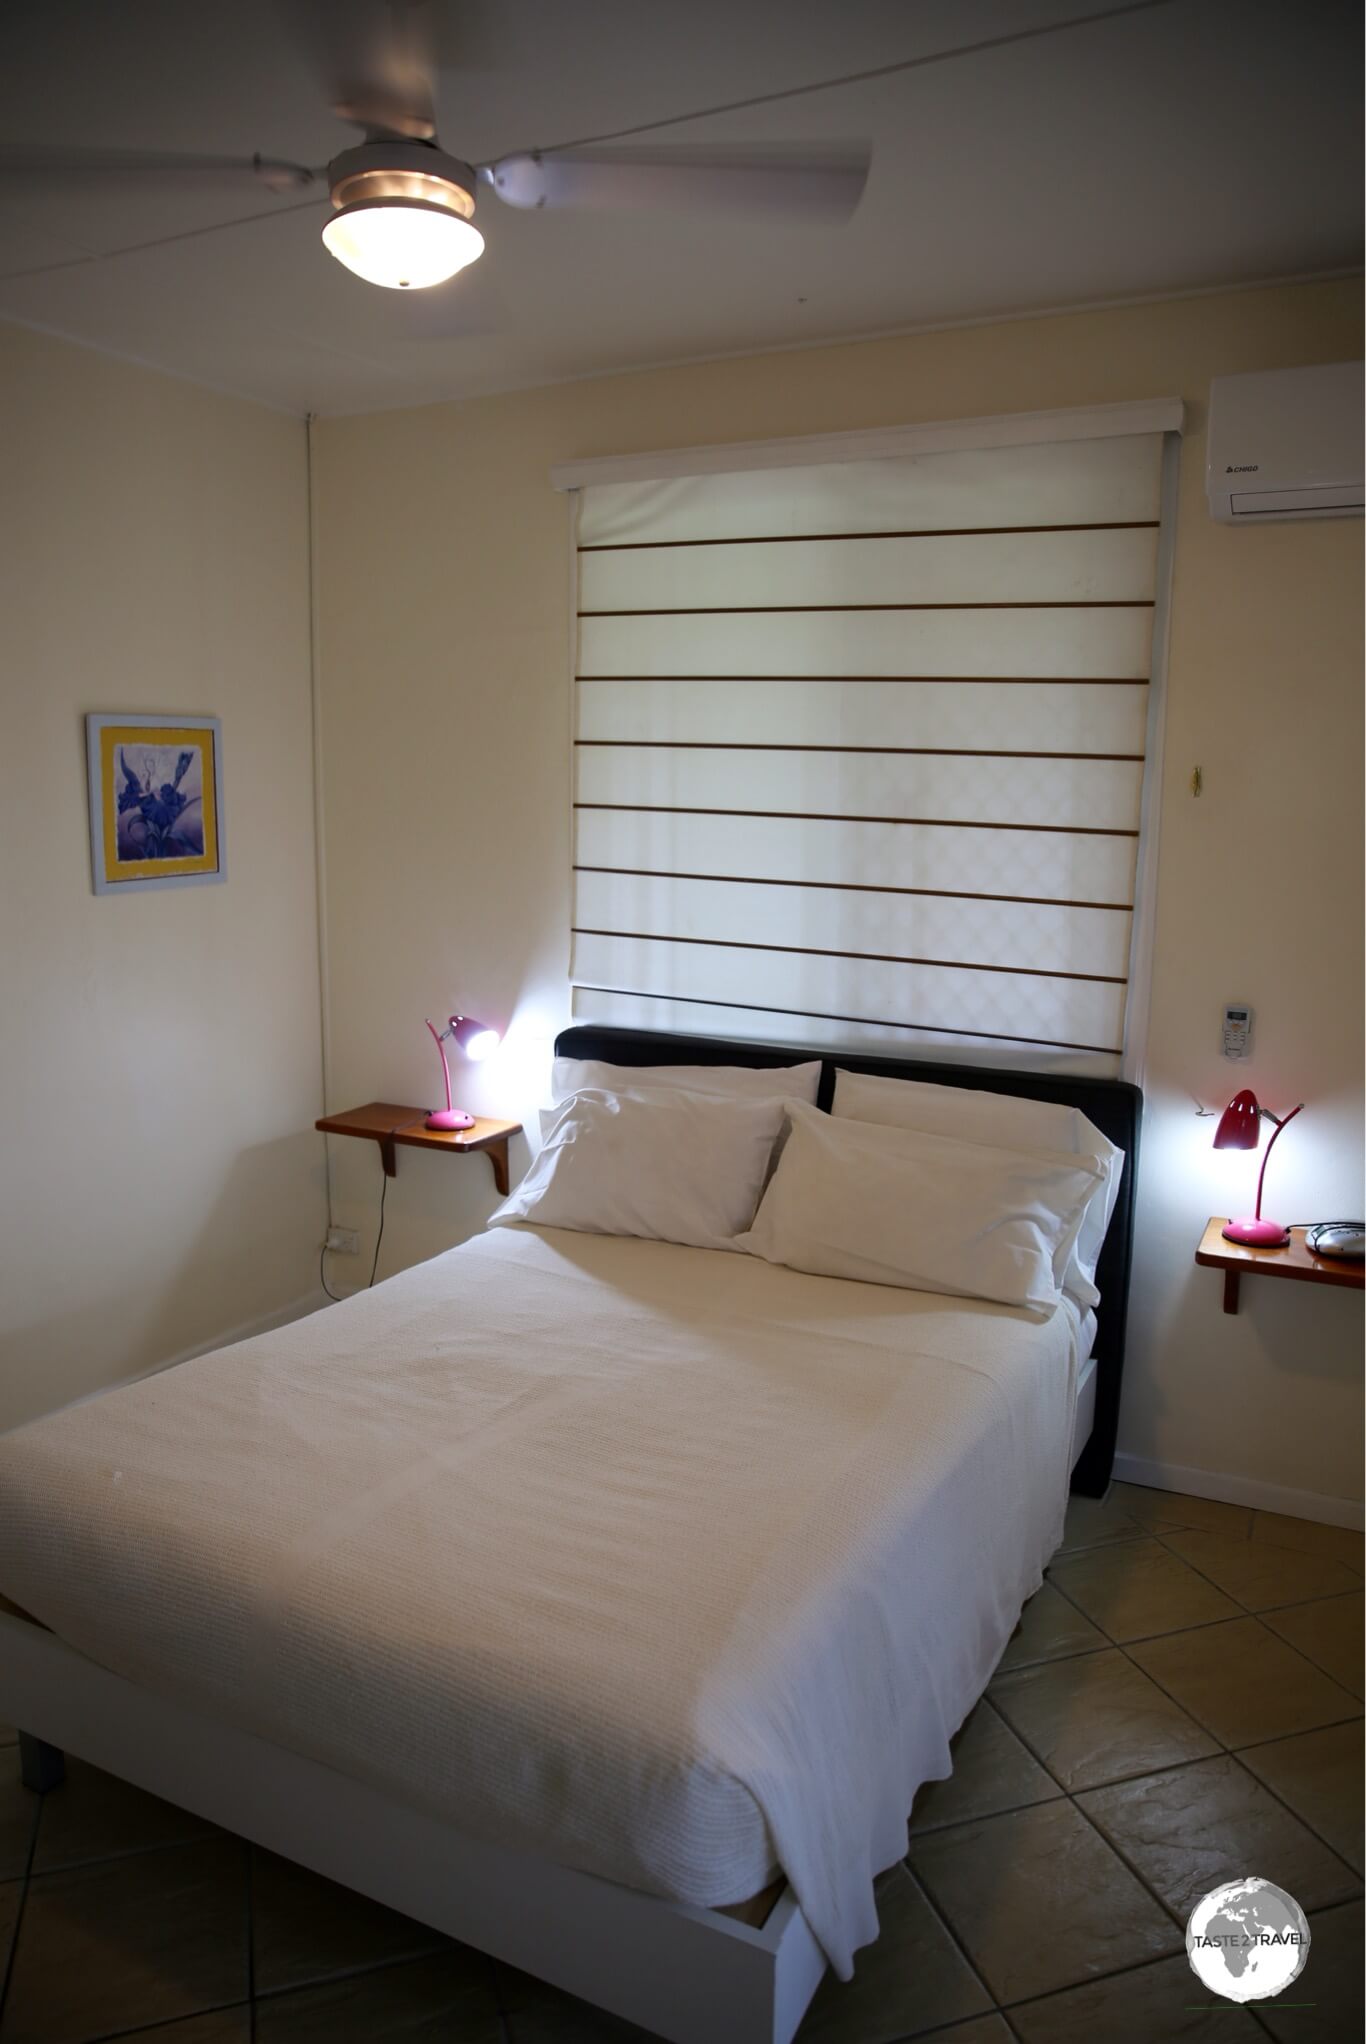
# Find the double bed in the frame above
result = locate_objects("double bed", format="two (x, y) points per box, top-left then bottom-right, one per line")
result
(0, 1026), (1140, 2043)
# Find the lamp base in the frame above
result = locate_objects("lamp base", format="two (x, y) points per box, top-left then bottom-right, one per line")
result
(425, 1108), (475, 1132)
(1222, 1216), (1290, 1247)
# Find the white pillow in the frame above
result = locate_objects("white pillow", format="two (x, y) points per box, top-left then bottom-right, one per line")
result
(831, 1069), (1123, 1311)
(491, 1088), (790, 1251)
(740, 1103), (1104, 1314)
(551, 1056), (821, 1106)
(539, 1058), (822, 1153)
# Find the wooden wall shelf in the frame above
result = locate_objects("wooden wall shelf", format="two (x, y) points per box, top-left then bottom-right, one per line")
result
(316, 1102), (521, 1197)
(1195, 1217), (1365, 1315)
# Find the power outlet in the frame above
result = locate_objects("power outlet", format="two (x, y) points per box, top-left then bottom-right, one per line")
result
(325, 1227), (360, 1256)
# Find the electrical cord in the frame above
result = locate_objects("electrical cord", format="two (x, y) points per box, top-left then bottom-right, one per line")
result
(367, 1116), (431, 1286)
(319, 1114), (430, 1299)
(525, 0), (1179, 157)
(0, 195), (328, 287)
(369, 1167), (390, 1288)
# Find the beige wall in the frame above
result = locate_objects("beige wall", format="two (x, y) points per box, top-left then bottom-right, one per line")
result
(314, 278), (1363, 1516)
(0, 325), (325, 1430)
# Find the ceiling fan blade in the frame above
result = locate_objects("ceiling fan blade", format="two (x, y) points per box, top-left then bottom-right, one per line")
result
(480, 144), (870, 222)
(0, 146), (317, 194)
(284, 0), (439, 140)
(0, 195), (330, 289)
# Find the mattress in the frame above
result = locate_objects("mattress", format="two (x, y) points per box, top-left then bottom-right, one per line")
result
(0, 1223), (1081, 1976)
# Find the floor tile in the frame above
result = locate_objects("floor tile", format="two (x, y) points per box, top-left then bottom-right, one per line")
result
(257, 1949), (502, 2043)
(1055, 1491), (1144, 1553)
(1239, 1722), (1364, 1873)
(1162, 1527), (1362, 1612)
(496, 1960), (659, 2041)
(1009, 1951), (1266, 2041)
(909, 1700), (1061, 1834)
(113, 2012), (253, 2043)
(251, 1847), (447, 1995)
(1262, 1592), (1364, 1699)
(1077, 1753), (1361, 1923)
(907, 1799), (1180, 2003)
(32, 1758), (215, 1872)
(1256, 1897), (1363, 2044)
(2, 1835), (248, 2044)
(0, 1876), (20, 1970)
(990, 1648), (1218, 1791)
(0, 1762), (38, 1881)
(1251, 1512), (1365, 1576)
(996, 1582), (1107, 1672)
(912, 2024), (1013, 2044)
(1130, 1618), (1362, 1749)
(797, 1864), (991, 2042)
(1113, 1485), (1254, 1538)
(1049, 1539), (1242, 1642)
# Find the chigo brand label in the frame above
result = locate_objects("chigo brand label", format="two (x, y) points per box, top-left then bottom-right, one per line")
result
(1186, 1878), (1311, 2004)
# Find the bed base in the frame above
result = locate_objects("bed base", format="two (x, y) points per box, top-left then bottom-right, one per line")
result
(0, 1612), (826, 2044)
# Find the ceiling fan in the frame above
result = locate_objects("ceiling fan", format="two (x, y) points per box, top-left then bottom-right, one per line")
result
(0, 0), (871, 293)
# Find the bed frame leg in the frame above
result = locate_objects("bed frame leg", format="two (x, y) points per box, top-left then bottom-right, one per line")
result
(18, 1733), (65, 1793)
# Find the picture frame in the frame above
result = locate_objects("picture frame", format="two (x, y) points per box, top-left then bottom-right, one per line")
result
(85, 714), (225, 895)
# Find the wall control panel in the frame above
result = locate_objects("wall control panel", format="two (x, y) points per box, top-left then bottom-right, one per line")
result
(1222, 1004), (1253, 1060)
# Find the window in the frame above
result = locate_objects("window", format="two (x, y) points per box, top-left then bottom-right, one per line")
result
(560, 402), (1181, 1076)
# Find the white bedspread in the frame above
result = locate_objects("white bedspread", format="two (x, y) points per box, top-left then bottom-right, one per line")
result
(0, 1225), (1079, 1975)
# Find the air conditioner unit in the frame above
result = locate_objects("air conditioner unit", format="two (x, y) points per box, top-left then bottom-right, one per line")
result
(1206, 362), (1363, 523)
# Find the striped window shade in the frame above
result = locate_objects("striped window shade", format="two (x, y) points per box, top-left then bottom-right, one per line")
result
(567, 417), (1178, 1074)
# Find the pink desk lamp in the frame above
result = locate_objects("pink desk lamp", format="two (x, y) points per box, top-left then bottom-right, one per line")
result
(424, 1014), (500, 1132)
(1214, 1087), (1304, 1246)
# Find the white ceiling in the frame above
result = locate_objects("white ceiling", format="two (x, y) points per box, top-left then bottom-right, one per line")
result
(0, 0), (1359, 416)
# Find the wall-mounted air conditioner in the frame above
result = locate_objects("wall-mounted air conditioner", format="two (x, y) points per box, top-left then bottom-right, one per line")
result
(1206, 362), (1363, 523)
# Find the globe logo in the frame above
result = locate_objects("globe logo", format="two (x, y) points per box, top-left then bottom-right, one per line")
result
(1186, 1877), (1311, 2003)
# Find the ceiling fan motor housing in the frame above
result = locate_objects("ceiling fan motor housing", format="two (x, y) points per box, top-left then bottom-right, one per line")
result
(326, 139), (478, 221)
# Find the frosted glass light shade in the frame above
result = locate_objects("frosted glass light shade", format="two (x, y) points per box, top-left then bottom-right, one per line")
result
(322, 201), (484, 289)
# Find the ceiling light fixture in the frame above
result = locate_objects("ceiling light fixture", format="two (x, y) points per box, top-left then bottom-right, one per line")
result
(321, 140), (484, 290)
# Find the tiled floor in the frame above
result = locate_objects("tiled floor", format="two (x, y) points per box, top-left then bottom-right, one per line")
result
(0, 1482), (1360, 2042)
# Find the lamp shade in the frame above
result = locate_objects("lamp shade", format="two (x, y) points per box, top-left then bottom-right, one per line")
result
(1212, 1089), (1304, 1248)
(448, 1016), (499, 1060)
(1213, 1088), (1262, 1150)
(424, 1012), (499, 1132)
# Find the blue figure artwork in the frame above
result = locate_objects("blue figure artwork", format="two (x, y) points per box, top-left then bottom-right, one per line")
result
(115, 744), (206, 862)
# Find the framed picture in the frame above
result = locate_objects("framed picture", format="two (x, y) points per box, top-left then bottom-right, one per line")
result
(86, 714), (225, 895)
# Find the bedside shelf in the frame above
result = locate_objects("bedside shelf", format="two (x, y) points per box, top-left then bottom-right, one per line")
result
(1195, 1217), (1366, 1315)
(316, 1102), (521, 1196)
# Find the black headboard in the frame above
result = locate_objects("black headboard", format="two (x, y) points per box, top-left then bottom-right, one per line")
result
(555, 1023), (1141, 1497)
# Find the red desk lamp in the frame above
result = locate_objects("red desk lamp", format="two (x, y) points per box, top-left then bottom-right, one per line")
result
(1214, 1088), (1304, 1246)
(424, 1014), (500, 1131)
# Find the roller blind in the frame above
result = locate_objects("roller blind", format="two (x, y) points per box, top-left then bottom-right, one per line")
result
(568, 425), (1175, 1074)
